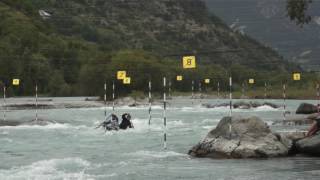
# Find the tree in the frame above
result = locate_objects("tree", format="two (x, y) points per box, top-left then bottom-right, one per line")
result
(287, 0), (313, 26)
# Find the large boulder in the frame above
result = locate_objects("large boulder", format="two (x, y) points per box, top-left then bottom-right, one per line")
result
(296, 103), (318, 114)
(188, 116), (290, 159)
(295, 134), (320, 156)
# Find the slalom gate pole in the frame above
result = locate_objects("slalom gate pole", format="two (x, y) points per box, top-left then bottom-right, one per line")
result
(148, 80), (152, 125)
(264, 82), (267, 101)
(229, 77), (233, 117)
(199, 81), (202, 103)
(191, 80), (194, 104)
(317, 83), (320, 114)
(192, 80), (194, 99)
(35, 84), (38, 122)
(112, 81), (115, 112)
(283, 83), (286, 123)
(3, 86), (6, 121)
(229, 77), (233, 138)
(169, 80), (172, 99)
(104, 82), (107, 119)
(217, 82), (220, 103)
(163, 77), (167, 149)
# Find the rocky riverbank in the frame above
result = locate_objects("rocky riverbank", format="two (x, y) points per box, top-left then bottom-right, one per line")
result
(0, 97), (163, 110)
(202, 101), (280, 109)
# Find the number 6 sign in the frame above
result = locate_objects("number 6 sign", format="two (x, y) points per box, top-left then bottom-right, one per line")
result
(182, 56), (196, 69)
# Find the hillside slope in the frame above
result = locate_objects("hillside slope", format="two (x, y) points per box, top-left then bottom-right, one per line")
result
(205, 0), (320, 71)
(0, 0), (298, 96)
(10, 0), (292, 69)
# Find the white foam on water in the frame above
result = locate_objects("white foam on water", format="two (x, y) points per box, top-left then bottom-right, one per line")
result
(201, 119), (221, 124)
(0, 131), (9, 135)
(179, 106), (225, 113)
(0, 123), (88, 131)
(168, 120), (186, 127)
(131, 118), (162, 131)
(0, 138), (13, 143)
(202, 126), (214, 130)
(0, 158), (98, 180)
(253, 105), (280, 112)
(128, 150), (186, 159)
(151, 105), (163, 110)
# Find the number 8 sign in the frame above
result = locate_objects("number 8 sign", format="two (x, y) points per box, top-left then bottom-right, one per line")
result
(182, 56), (196, 69)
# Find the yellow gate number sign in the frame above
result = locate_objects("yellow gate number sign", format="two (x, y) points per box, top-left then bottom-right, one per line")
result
(12, 79), (20, 86)
(182, 56), (196, 69)
(293, 73), (301, 81)
(249, 79), (255, 84)
(204, 79), (210, 84)
(117, 71), (127, 80)
(176, 75), (183, 81)
(123, 77), (131, 84)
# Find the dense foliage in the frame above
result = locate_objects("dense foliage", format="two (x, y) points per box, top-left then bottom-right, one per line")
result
(287, 0), (313, 26)
(0, 0), (310, 98)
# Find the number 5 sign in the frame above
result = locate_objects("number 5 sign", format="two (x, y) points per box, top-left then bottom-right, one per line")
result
(182, 56), (196, 69)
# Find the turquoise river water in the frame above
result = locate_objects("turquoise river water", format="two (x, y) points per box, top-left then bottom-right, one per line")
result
(1, 97), (320, 180)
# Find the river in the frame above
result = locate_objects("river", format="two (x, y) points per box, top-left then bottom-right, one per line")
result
(1, 97), (320, 180)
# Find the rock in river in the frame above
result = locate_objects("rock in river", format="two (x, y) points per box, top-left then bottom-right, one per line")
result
(296, 103), (318, 114)
(295, 134), (320, 156)
(188, 116), (290, 159)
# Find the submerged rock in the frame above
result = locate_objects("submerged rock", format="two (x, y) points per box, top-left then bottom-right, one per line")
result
(188, 116), (290, 159)
(0, 120), (21, 126)
(4, 104), (55, 110)
(296, 103), (318, 114)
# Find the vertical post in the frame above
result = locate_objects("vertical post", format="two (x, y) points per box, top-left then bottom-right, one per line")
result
(229, 77), (233, 139)
(169, 80), (172, 99)
(112, 81), (115, 112)
(264, 82), (267, 101)
(148, 80), (152, 125)
(217, 82), (220, 103)
(3, 86), (6, 121)
(191, 80), (194, 99)
(242, 82), (245, 98)
(199, 81), (202, 100)
(283, 83), (286, 122)
(35, 84), (38, 122)
(191, 80), (194, 105)
(317, 83), (319, 114)
(229, 77), (233, 117)
(104, 82), (107, 119)
(163, 77), (167, 149)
